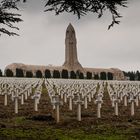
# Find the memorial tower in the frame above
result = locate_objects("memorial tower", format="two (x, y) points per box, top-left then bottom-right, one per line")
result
(63, 23), (84, 72)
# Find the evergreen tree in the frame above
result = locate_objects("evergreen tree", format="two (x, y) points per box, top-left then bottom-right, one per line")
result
(107, 72), (113, 80)
(26, 71), (33, 78)
(76, 70), (80, 79)
(94, 74), (99, 80)
(36, 70), (43, 78)
(86, 72), (92, 79)
(123, 71), (128, 77)
(70, 71), (76, 79)
(16, 68), (24, 77)
(136, 71), (140, 81)
(62, 69), (68, 79)
(53, 70), (60, 78)
(5, 69), (13, 77)
(128, 71), (135, 81)
(0, 69), (2, 77)
(100, 72), (107, 80)
(79, 72), (84, 79)
(45, 69), (51, 78)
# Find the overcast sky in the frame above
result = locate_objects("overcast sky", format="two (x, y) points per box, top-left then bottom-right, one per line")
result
(0, 0), (140, 72)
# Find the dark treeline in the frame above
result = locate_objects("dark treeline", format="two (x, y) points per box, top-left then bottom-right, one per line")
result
(2, 68), (140, 81)
(123, 71), (140, 81)
(4, 68), (113, 80)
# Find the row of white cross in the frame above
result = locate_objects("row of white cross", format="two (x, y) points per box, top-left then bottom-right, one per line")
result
(107, 81), (140, 116)
(45, 79), (104, 122)
(0, 77), (43, 113)
(46, 79), (140, 123)
(0, 78), (140, 123)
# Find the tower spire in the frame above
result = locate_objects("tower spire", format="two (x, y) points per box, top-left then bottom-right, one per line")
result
(63, 23), (83, 72)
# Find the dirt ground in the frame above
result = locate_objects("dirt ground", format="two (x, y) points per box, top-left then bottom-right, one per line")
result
(0, 85), (140, 140)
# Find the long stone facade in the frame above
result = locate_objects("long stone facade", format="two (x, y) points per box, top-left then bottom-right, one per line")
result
(4, 24), (125, 80)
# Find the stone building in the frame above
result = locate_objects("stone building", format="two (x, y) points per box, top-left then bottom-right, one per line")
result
(5, 24), (125, 80)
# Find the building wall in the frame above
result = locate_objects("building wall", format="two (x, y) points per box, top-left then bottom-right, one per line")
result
(4, 63), (125, 80)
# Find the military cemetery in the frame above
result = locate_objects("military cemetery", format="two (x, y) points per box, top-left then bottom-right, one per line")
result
(0, 77), (140, 119)
(0, 76), (140, 139)
(0, 24), (140, 139)
(0, 0), (140, 138)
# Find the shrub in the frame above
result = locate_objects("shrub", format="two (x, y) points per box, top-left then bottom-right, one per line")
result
(79, 72), (84, 79)
(107, 72), (113, 80)
(45, 69), (51, 78)
(16, 68), (24, 77)
(100, 72), (107, 80)
(36, 70), (43, 78)
(70, 71), (76, 79)
(53, 70), (60, 78)
(62, 69), (68, 79)
(86, 72), (92, 79)
(26, 71), (33, 78)
(5, 69), (13, 77)
(0, 69), (2, 77)
(94, 74), (99, 80)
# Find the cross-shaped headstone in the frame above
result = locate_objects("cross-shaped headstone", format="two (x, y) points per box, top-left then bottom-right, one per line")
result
(51, 95), (63, 123)
(74, 96), (84, 121)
